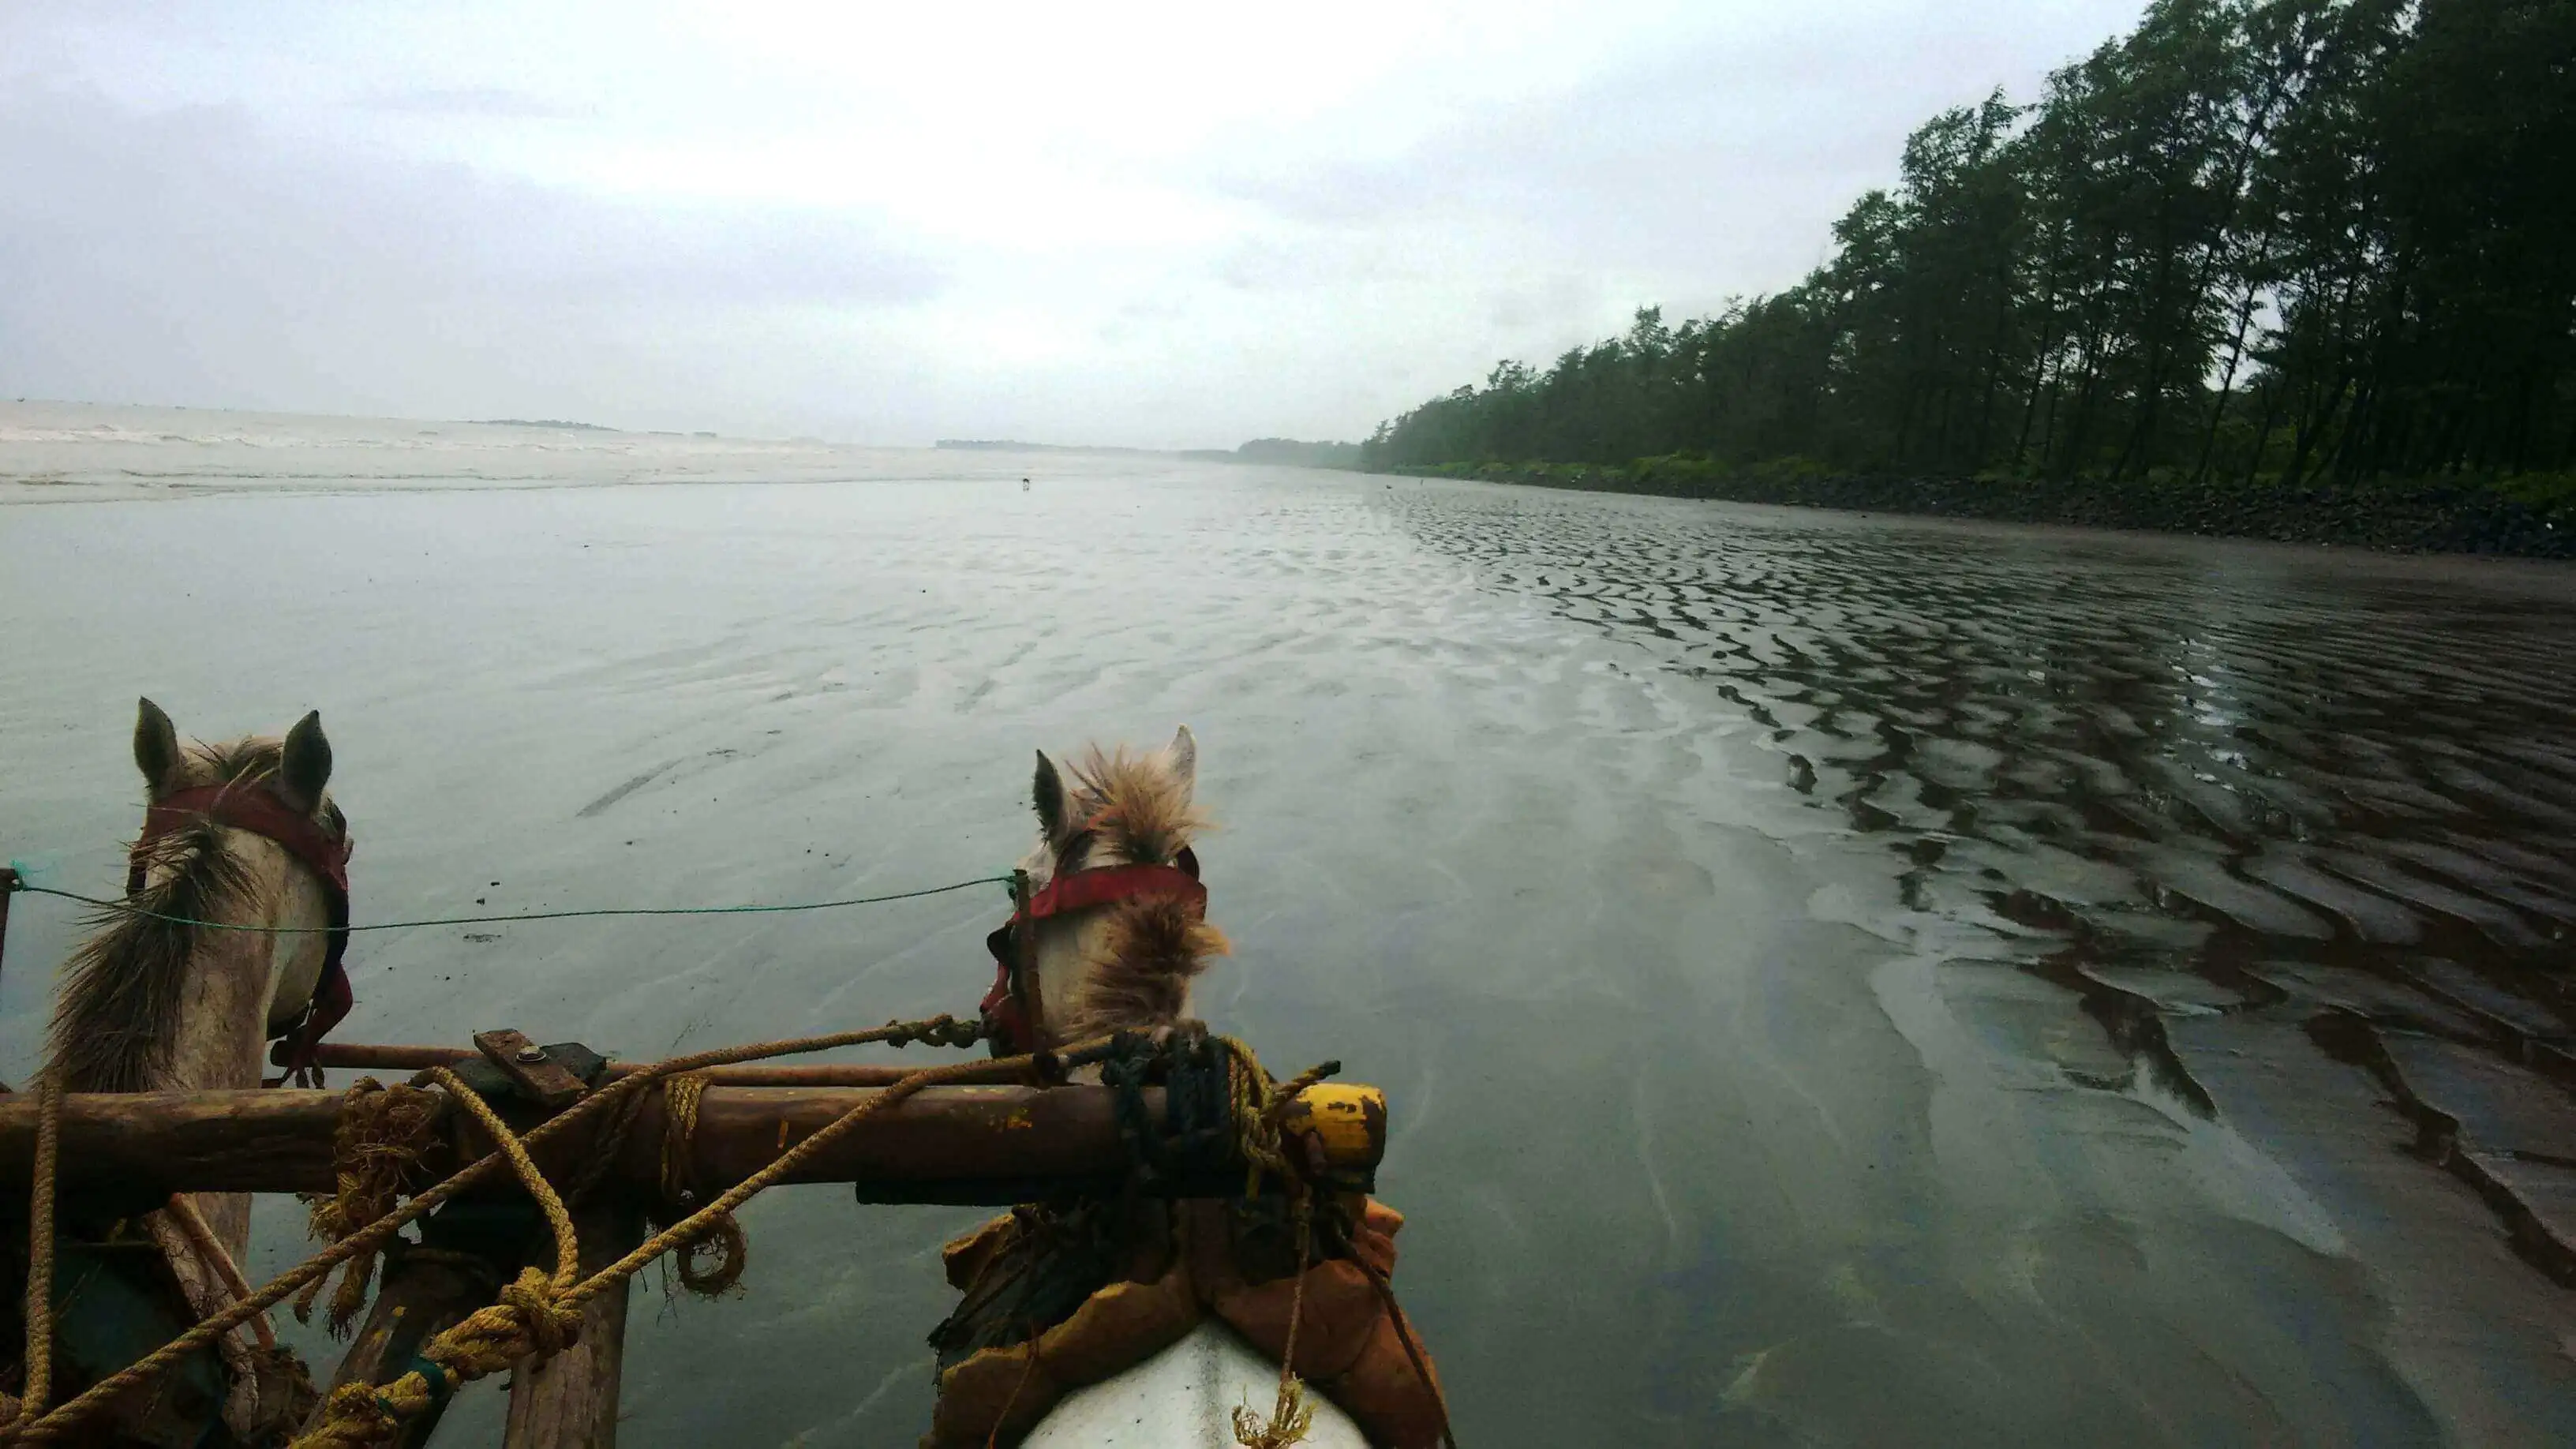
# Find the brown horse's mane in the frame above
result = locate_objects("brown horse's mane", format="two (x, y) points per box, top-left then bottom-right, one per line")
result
(1051, 743), (1227, 1040)
(48, 738), (286, 1092)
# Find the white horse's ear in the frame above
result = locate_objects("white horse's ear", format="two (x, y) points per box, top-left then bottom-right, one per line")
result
(279, 710), (334, 814)
(1167, 724), (1196, 791)
(1033, 750), (1067, 838)
(134, 697), (181, 795)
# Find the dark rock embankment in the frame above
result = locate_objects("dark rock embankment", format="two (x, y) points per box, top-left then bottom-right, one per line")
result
(1389, 459), (2576, 560)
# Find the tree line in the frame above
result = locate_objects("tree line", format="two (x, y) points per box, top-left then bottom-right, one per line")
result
(1364, 0), (2574, 489)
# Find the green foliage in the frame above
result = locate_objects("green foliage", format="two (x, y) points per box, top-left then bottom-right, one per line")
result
(1365, 0), (2576, 489)
(1234, 438), (1365, 468)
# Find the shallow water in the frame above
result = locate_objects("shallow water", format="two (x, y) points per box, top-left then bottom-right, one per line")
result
(4, 404), (2574, 1447)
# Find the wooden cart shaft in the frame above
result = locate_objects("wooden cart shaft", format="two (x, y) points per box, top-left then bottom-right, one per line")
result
(0, 1081), (1384, 1207)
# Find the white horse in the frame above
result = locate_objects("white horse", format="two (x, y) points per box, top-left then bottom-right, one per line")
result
(43, 698), (347, 1440)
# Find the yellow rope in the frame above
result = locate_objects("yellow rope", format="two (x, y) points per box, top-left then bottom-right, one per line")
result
(1218, 1038), (1338, 1200)
(578, 1053), (1008, 1296)
(6, 1020), (1409, 1449)
(657, 1074), (744, 1296)
(9, 1072), (62, 1429)
(294, 1078), (443, 1336)
(290, 1052), (1013, 1449)
(13, 1015), (991, 1446)
(1231, 1192), (1316, 1449)
(291, 1067), (586, 1449)
(421, 1067), (579, 1290)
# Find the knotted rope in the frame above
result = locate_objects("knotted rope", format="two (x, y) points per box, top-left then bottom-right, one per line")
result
(287, 1031), (1013, 1448)
(294, 1078), (443, 1336)
(293, 1064), (597, 1449)
(1217, 1038), (1339, 1206)
(1211, 1039), (1342, 1449)
(3, 1015), (1422, 1449)
(7, 1016), (992, 1446)
(657, 1074), (745, 1296)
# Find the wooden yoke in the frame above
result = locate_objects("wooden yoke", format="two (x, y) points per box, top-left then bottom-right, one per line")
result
(2, 1039), (1386, 1449)
(0, 1084), (1388, 1204)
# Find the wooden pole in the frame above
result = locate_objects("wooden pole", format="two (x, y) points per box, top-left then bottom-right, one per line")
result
(283, 1041), (1028, 1088)
(503, 1196), (645, 1449)
(1011, 868), (1049, 1046)
(0, 1083), (1386, 1204)
(300, 1249), (495, 1447)
(0, 866), (17, 993)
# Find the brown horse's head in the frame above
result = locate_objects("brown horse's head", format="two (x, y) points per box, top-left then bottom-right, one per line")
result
(1016, 725), (1225, 1047)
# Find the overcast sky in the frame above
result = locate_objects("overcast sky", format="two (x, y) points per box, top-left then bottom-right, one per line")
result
(2, 2), (2146, 447)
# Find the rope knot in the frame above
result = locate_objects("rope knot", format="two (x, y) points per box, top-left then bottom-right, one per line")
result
(657, 1074), (749, 1296)
(497, 1270), (584, 1361)
(880, 1013), (983, 1050)
(305, 1381), (404, 1449)
(297, 1077), (442, 1336)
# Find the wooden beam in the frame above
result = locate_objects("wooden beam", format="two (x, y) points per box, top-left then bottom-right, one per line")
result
(0, 867), (19, 991)
(0, 1084), (1386, 1204)
(284, 1040), (1028, 1088)
(503, 1198), (644, 1449)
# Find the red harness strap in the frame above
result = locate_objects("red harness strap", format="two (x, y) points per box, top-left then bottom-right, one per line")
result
(1024, 862), (1205, 923)
(129, 784), (354, 1082)
(982, 856), (1204, 1054)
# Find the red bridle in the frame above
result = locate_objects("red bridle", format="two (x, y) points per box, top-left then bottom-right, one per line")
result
(129, 784), (354, 1084)
(982, 849), (1202, 1054)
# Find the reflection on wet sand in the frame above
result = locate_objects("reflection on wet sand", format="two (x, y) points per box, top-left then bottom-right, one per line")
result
(1389, 489), (2576, 1288)
(7, 440), (2574, 1445)
(1391, 481), (2576, 1423)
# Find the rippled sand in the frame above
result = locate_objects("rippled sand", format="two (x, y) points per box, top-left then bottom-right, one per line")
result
(3, 408), (2571, 1445)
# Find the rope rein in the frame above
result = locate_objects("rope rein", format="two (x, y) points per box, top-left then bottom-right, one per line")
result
(2, 871), (1015, 935)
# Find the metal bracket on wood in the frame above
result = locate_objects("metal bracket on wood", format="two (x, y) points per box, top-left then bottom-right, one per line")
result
(466, 1031), (601, 1110)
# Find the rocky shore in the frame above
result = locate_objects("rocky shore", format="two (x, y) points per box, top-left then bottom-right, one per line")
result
(1388, 459), (2576, 560)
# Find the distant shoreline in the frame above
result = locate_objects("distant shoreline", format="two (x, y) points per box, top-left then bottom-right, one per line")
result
(938, 437), (1362, 469)
(1387, 460), (2576, 560)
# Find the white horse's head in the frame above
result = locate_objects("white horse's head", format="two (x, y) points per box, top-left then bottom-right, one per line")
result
(52, 698), (345, 1096)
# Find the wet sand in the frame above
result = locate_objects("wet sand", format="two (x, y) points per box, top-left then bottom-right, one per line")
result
(3, 406), (2571, 1445)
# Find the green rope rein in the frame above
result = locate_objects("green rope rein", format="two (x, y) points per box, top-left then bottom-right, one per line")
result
(1, 872), (1015, 935)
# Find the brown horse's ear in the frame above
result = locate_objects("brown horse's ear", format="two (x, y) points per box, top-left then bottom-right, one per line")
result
(1033, 750), (1066, 838)
(1166, 724), (1196, 792)
(134, 697), (181, 796)
(279, 710), (334, 814)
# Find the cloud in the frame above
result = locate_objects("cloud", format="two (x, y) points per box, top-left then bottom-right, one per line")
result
(0, 86), (943, 426)
(0, 2), (2155, 445)
(1208, 5), (2123, 301)
(357, 87), (597, 120)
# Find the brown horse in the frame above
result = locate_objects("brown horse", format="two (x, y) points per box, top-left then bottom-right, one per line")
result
(976, 728), (1380, 1447)
(1013, 725), (1226, 1050)
(42, 698), (346, 1440)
